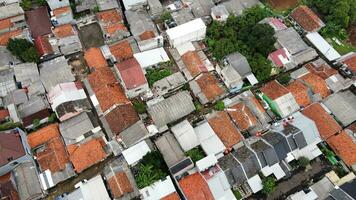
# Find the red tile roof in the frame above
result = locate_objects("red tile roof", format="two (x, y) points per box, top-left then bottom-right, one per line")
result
(25, 7), (52, 38)
(27, 123), (60, 148)
(304, 62), (337, 80)
(179, 173), (214, 200)
(67, 138), (107, 173)
(299, 72), (330, 98)
(301, 103), (342, 140)
(34, 35), (54, 56)
(228, 102), (258, 132)
(290, 5), (324, 32)
(341, 53), (356, 73)
(0, 29), (22, 46)
(261, 80), (290, 100)
(0, 18), (13, 31)
(115, 58), (147, 90)
(327, 130), (356, 167)
(96, 9), (127, 35)
(105, 104), (139, 135)
(53, 24), (75, 38)
(208, 111), (243, 147)
(182, 51), (208, 77)
(0, 172), (19, 200)
(250, 96), (266, 114)
(286, 80), (311, 107)
(53, 6), (71, 16)
(161, 192), (180, 200)
(139, 31), (155, 41)
(84, 47), (108, 70)
(107, 172), (133, 198)
(87, 68), (117, 92)
(195, 73), (224, 102)
(0, 109), (9, 121)
(0, 130), (26, 167)
(109, 40), (134, 62)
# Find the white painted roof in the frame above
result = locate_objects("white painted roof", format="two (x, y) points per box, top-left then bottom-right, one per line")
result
(122, 140), (151, 165)
(79, 175), (111, 200)
(195, 122), (225, 156)
(166, 18), (206, 40)
(139, 176), (176, 200)
(171, 120), (199, 152)
(196, 155), (218, 172)
(306, 32), (341, 61)
(134, 47), (170, 69)
(247, 174), (263, 193)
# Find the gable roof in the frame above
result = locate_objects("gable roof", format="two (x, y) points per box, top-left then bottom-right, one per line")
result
(179, 173), (214, 200)
(115, 58), (147, 90)
(107, 171), (133, 198)
(290, 5), (324, 32)
(109, 40), (134, 62)
(301, 103), (342, 140)
(181, 51), (207, 78)
(327, 131), (356, 167)
(260, 80), (290, 100)
(84, 47), (108, 70)
(0, 130), (26, 167)
(304, 61), (337, 80)
(25, 7), (52, 38)
(194, 73), (224, 103)
(286, 80), (312, 107)
(225, 52), (252, 77)
(299, 72), (330, 98)
(104, 104), (139, 135)
(53, 24), (76, 38)
(228, 102), (258, 132)
(27, 123), (60, 148)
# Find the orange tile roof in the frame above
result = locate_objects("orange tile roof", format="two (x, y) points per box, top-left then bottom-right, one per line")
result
(95, 84), (128, 112)
(196, 73), (224, 102)
(53, 6), (71, 16)
(301, 103), (342, 140)
(228, 103), (258, 132)
(0, 18), (12, 31)
(342, 53), (356, 73)
(67, 138), (107, 173)
(0, 109), (9, 121)
(96, 9), (127, 35)
(87, 68), (117, 92)
(107, 172), (133, 198)
(260, 80), (289, 100)
(208, 111), (243, 147)
(53, 24), (75, 38)
(84, 47), (108, 70)
(304, 63), (337, 80)
(161, 192), (180, 200)
(105, 104), (139, 135)
(27, 123), (61, 149)
(139, 31), (155, 41)
(327, 131), (356, 167)
(182, 51), (207, 77)
(299, 72), (330, 98)
(0, 29), (22, 46)
(105, 23), (127, 34)
(109, 40), (133, 62)
(179, 173), (214, 200)
(290, 5), (324, 32)
(286, 80), (311, 107)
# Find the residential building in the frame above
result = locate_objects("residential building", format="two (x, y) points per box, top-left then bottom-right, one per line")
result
(122, 140), (151, 166)
(17, 95), (51, 128)
(224, 52), (258, 85)
(13, 62), (40, 88)
(115, 120), (149, 148)
(0, 3), (26, 46)
(183, 0), (214, 18)
(53, 24), (82, 55)
(211, 4), (229, 22)
(177, 50), (213, 80)
(125, 9), (157, 41)
(133, 47), (170, 70)
(47, 0), (70, 10)
(166, 18), (206, 47)
(51, 6), (74, 26)
(25, 7), (52, 38)
(290, 5), (325, 32)
(84, 47), (109, 69)
(108, 38), (139, 63)
(122, 0), (147, 10)
(147, 0), (163, 16)
(286, 80), (312, 108)
(179, 172), (214, 200)
(221, 0), (262, 16)
(96, 0), (119, 11)
(259, 17), (287, 32)
(155, 132), (185, 168)
(336, 52), (356, 78)
(152, 72), (186, 97)
(227, 102), (261, 134)
(171, 119), (200, 152)
(217, 64), (244, 92)
(268, 48), (296, 70)
(306, 32), (341, 61)
(189, 73), (225, 104)
(140, 176), (180, 200)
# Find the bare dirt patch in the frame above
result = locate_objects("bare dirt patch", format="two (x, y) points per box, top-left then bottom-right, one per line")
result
(267, 0), (300, 11)
(348, 24), (356, 46)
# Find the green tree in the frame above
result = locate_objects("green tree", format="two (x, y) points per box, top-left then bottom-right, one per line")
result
(20, 0), (32, 10)
(32, 119), (40, 129)
(185, 147), (205, 162)
(214, 100), (225, 111)
(7, 39), (39, 63)
(277, 74), (291, 86)
(136, 164), (165, 188)
(133, 100), (146, 114)
(47, 113), (57, 123)
(140, 151), (167, 171)
(21, 47), (40, 63)
(249, 54), (273, 81)
(298, 156), (310, 168)
(160, 10), (172, 22)
(36, 0), (47, 6)
(262, 176), (276, 194)
(146, 68), (172, 86)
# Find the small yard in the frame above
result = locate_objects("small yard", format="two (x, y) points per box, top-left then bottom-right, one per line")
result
(329, 38), (356, 55)
(145, 68), (172, 86)
(78, 22), (104, 49)
(185, 147), (205, 163)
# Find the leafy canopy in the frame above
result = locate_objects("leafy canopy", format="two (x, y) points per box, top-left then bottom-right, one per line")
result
(7, 38), (39, 63)
(262, 176), (276, 194)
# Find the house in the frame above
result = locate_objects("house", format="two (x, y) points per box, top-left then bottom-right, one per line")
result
(299, 71), (330, 99)
(323, 90), (356, 127)
(53, 24), (82, 55)
(122, 0), (147, 10)
(155, 132), (185, 167)
(96, 0), (119, 11)
(17, 95), (51, 128)
(336, 52), (356, 78)
(152, 72), (186, 97)
(47, 82), (91, 121)
(51, 6), (74, 26)
(189, 73), (225, 104)
(221, 0), (262, 16)
(211, 5), (229, 22)
(47, 0), (70, 10)
(102, 158), (139, 200)
(0, 2), (26, 45)
(268, 48), (296, 70)
(177, 50), (213, 80)
(287, 176), (334, 200)
(183, 0), (214, 18)
(227, 102), (261, 134)
(39, 56), (75, 92)
(96, 9), (130, 44)
(259, 17), (287, 32)
(171, 119), (200, 152)
(217, 64), (244, 92)
(0, 46), (20, 66)
(140, 176), (180, 200)
(34, 35), (57, 58)
(260, 80), (300, 118)
(0, 128), (32, 176)
(147, 0), (163, 16)
(3, 89), (27, 106)
(27, 124), (76, 189)
(147, 91), (195, 131)
(133, 47), (170, 70)
(194, 121), (226, 158)
(25, 7), (52, 38)
(13, 62), (40, 88)
(166, 18), (206, 47)
(0, 67), (16, 97)
(207, 111), (243, 148)
(0, 109), (9, 122)
(84, 47), (108, 69)
(62, 175), (111, 200)
(74, 0), (96, 13)
(122, 140), (151, 166)
(225, 52), (258, 85)
(290, 5), (325, 32)
(108, 38), (139, 63)
(306, 32), (341, 61)
(125, 9), (157, 41)
(286, 80), (312, 108)
(115, 120), (149, 148)
(301, 103), (342, 140)
(171, 7), (195, 26)
(179, 172), (214, 200)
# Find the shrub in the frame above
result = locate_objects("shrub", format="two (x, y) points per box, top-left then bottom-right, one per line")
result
(185, 147), (205, 162)
(7, 39), (39, 63)
(298, 156), (310, 168)
(214, 100), (225, 111)
(133, 101), (146, 114)
(262, 176), (276, 194)
(277, 74), (291, 86)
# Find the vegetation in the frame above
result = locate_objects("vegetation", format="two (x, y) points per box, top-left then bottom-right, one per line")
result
(47, 113), (57, 123)
(20, 0), (32, 10)
(232, 189), (242, 200)
(185, 147), (205, 162)
(145, 68), (172, 86)
(133, 100), (146, 114)
(7, 39), (39, 63)
(160, 10), (172, 22)
(194, 101), (203, 112)
(32, 119), (41, 130)
(92, 5), (100, 13)
(214, 100), (225, 111)
(36, 0), (47, 6)
(206, 6), (275, 81)
(277, 74), (291, 85)
(262, 176), (277, 195)
(298, 156), (310, 168)
(0, 122), (22, 131)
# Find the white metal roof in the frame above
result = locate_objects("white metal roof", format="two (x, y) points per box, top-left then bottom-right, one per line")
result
(171, 120), (199, 152)
(134, 47), (170, 69)
(122, 0), (147, 10)
(122, 140), (151, 165)
(166, 18), (206, 40)
(139, 176), (176, 200)
(247, 174), (263, 193)
(196, 155), (218, 172)
(195, 122), (225, 156)
(80, 175), (111, 200)
(306, 32), (341, 61)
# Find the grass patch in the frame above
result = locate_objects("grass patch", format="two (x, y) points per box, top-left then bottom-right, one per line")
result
(133, 100), (146, 114)
(146, 68), (172, 86)
(233, 189), (242, 200)
(185, 147), (205, 162)
(330, 38), (356, 55)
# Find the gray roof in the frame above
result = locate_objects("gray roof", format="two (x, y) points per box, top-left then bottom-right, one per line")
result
(59, 112), (96, 145)
(147, 0), (163, 16)
(262, 131), (291, 161)
(39, 56), (75, 92)
(171, 8), (195, 25)
(329, 188), (354, 200)
(14, 63), (40, 87)
(221, 0), (262, 16)
(58, 35), (82, 55)
(218, 153), (247, 186)
(0, 46), (20, 67)
(225, 52), (252, 78)
(55, 98), (91, 120)
(248, 139), (279, 167)
(75, 0), (96, 12)
(119, 120), (149, 148)
(18, 95), (49, 118)
(0, 68), (16, 97)
(325, 74), (353, 93)
(323, 90), (356, 127)
(340, 179), (356, 199)
(211, 5), (229, 18)
(147, 91), (195, 128)
(27, 80), (46, 97)
(152, 72), (186, 96)
(4, 89), (28, 106)
(310, 177), (334, 199)
(125, 9), (157, 38)
(155, 132), (185, 167)
(0, 3), (24, 20)
(97, 0), (119, 11)
(185, 0), (214, 17)
(12, 161), (44, 200)
(275, 28), (309, 55)
(232, 145), (261, 178)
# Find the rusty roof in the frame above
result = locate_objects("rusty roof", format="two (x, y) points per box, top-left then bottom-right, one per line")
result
(304, 62), (337, 80)
(342, 53), (356, 73)
(327, 130), (356, 167)
(53, 6), (71, 16)
(115, 58), (147, 90)
(182, 51), (207, 77)
(96, 9), (127, 35)
(107, 172), (133, 198)
(302, 103), (342, 140)
(299, 72), (330, 99)
(196, 73), (224, 102)
(105, 104), (139, 135)
(84, 47), (108, 70)
(260, 80), (290, 100)
(286, 80), (311, 107)
(179, 173), (213, 200)
(87, 68), (117, 92)
(290, 5), (324, 32)
(208, 111), (243, 148)
(139, 31), (155, 41)
(0, 172), (19, 200)
(109, 40), (134, 62)
(53, 24), (75, 38)
(27, 123), (60, 148)
(0, 130), (26, 167)
(67, 138), (107, 173)
(0, 109), (9, 121)
(161, 192), (180, 200)
(0, 29), (22, 46)
(25, 7), (52, 38)
(228, 102), (258, 132)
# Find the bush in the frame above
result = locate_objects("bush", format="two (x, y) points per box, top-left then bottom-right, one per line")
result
(20, 0), (32, 10)
(185, 147), (205, 162)
(194, 102), (203, 112)
(160, 10), (172, 22)
(47, 113), (57, 123)
(7, 39), (39, 63)
(145, 68), (172, 86)
(262, 176), (276, 194)
(0, 122), (22, 131)
(298, 156), (310, 168)
(277, 74), (291, 85)
(214, 100), (225, 111)
(133, 101), (146, 114)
